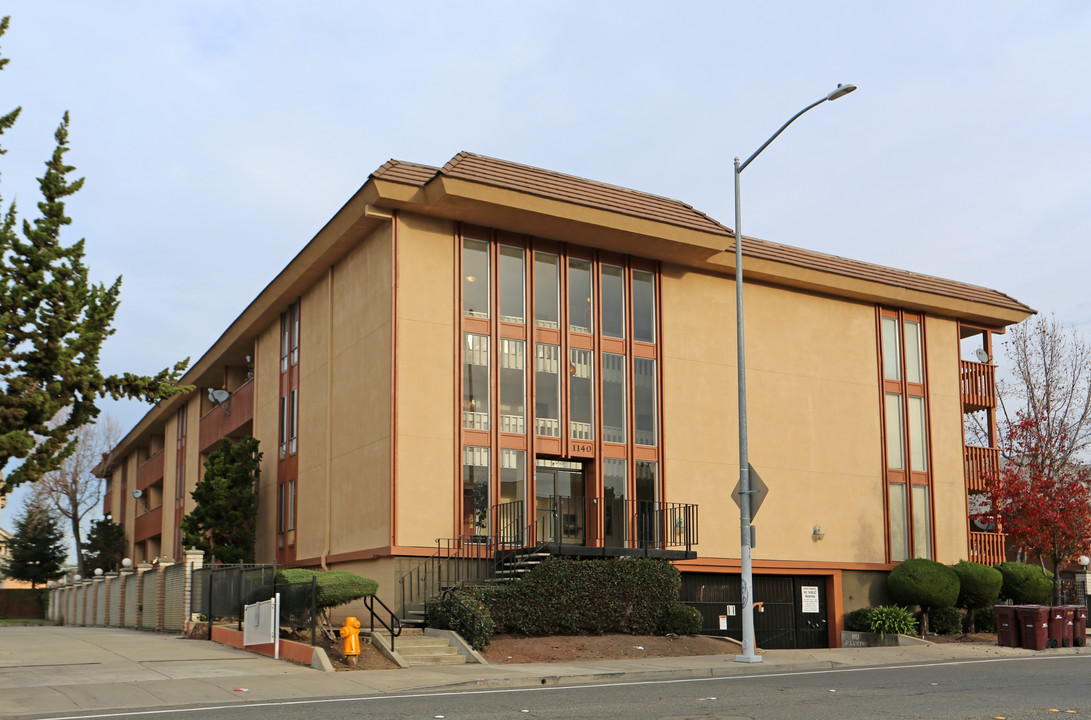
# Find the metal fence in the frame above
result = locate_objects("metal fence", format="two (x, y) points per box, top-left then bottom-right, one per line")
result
(191, 563), (318, 645)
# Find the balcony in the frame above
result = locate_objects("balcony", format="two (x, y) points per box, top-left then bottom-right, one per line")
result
(960, 360), (997, 413)
(969, 530), (1006, 566)
(964, 445), (1001, 492)
(199, 378), (255, 451)
(136, 450), (165, 491)
(134, 505), (163, 544)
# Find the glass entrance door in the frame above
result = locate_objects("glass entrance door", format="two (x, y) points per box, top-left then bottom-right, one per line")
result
(535, 459), (585, 544)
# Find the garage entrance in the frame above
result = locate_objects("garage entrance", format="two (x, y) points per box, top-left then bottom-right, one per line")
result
(680, 572), (830, 649)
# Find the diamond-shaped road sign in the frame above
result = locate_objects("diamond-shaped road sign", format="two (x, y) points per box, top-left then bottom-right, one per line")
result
(731, 464), (769, 519)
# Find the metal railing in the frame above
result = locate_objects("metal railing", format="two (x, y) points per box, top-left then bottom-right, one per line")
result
(362, 594), (402, 652)
(396, 496), (699, 618)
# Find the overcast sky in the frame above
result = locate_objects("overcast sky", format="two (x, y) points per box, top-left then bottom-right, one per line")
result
(3, 2), (1090, 531)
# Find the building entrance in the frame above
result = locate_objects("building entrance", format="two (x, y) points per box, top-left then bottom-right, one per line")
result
(534, 459), (586, 544)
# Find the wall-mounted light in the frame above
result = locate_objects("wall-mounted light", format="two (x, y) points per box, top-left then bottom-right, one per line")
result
(812, 525), (825, 542)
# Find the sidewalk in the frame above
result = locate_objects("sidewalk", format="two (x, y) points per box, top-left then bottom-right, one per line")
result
(1, 626), (1087, 718)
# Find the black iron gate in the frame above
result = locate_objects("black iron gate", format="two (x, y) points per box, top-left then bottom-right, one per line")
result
(680, 572), (829, 649)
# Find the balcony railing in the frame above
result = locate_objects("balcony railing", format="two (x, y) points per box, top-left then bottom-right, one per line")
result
(964, 445), (1001, 492)
(199, 378), (255, 451)
(136, 450), (165, 491)
(134, 505), (163, 544)
(969, 530), (1006, 566)
(960, 360), (997, 412)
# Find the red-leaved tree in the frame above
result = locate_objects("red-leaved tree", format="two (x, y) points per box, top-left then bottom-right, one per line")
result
(976, 413), (1091, 604)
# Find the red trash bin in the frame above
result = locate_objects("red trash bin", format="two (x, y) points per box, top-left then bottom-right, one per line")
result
(1070, 605), (1087, 647)
(1047, 606), (1074, 648)
(994, 605), (1020, 647)
(1017, 605), (1050, 650)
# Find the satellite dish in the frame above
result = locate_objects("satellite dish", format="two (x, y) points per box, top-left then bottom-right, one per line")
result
(208, 388), (231, 404)
(975, 348), (990, 363)
(131, 489), (143, 499)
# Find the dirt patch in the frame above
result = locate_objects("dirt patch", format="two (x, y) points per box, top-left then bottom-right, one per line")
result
(925, 632), (998, 644)
(482, 633), (736, 663)
(312, 633), (399, 671)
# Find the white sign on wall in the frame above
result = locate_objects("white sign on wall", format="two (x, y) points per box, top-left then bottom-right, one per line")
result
(801, 586), (820, 614)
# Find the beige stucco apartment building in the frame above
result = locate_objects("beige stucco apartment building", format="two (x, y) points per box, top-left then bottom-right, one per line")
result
(99, 152), (1032, 648)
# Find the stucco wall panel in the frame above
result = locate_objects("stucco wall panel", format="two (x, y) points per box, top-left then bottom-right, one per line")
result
(925, 315), (968, 563)
(394, 214), (456, 548)
(253, 322), (282, 562)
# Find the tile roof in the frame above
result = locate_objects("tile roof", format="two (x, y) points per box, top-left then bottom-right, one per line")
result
(371, 151), (1033, 316)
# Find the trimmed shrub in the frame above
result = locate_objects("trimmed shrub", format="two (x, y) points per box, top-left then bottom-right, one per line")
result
(951, 561), (1002, 632)
(869, 605), (917, 638)
(426, 587), (496, 650)
(844, 607), (873, 632)
(925, 606), (965, 635)
(483, 557), (682, 636)
(887, 558), (959, 635)
(276, 569), (378, 608)
(994, 562), (1051, 605)
(657, 603), (703, 636)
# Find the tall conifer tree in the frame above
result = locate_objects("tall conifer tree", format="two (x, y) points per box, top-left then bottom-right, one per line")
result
(0, 16), (188, 495)
(1, 492), (66, 587)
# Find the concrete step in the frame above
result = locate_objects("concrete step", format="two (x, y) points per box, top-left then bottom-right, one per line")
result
(398, 645), (459, 657)
(395, 636), (452, 649)
(401, 653), (467, 666)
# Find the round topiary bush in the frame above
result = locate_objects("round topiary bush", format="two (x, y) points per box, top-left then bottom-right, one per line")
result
(887, 558), (959, 635)
(843, 607), (873, 632)
(657, 603), (703, 636)
(951, 560), (1002, 632)
(994, 561), (1051, 605)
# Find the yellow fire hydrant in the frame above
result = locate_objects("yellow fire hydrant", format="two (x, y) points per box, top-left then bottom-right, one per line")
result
(340, 616), (361, 664)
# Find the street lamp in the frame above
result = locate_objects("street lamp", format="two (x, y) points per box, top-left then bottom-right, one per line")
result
(733, 83), (856, 663)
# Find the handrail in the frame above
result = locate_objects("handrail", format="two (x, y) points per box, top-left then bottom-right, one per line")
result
(362, 594), (402, 652)
(439, 587), (486, 650)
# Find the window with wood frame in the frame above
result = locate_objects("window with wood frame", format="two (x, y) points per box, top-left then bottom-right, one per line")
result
(277, 299), (300, 560)
(458, 227), (662, 541)
(878, 308), (933, 561)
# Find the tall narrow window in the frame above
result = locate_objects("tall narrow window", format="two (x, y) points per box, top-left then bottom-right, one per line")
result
(601, 264), (625, 339)
(277, 483), (286, 548)
(278, 396), (288, 459)
(290, 302), (300, 366)
(463, 333), (491, 430)
(499, 339), (525, 434)
(632, 270), (656, 343)
(888, 482), (909, 562)
(534, 252), (560, 329)
(499, 449), (526, 535)
(602, 353), (626, 443)
(912, 485), (932, 559)
(289, 388), (299, 455)
(569, 349), (594, 441)
(280, 312), (291, 372)
(463, 238), (490, 319)
(568, 258), (593, 334)
(879, 309), (933, 561)
(462, 446), (490, 537)
(498, 245), (525, 324)
(636, 460), (659, 547)
(287, 478), (296, 546)
(535, 344), (561, 437)
(603, 458), (627, 547)
(634, 357), (657, 446)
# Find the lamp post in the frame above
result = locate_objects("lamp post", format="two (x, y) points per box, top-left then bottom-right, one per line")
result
(733, 83), (856, 663)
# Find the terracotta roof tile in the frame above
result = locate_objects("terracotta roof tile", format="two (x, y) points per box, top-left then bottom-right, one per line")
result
(438, 151), (732, 237)
(735, 237), (1033, 314)
(371, 159), (438, 185)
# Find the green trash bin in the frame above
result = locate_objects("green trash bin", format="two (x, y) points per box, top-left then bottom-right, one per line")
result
(994, 605), (1020, 647)
(1017, 605), (1050, 651)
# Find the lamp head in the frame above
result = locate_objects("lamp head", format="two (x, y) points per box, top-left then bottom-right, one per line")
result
(1080, 555), (1090, 568)
(826, 83), (857, 102)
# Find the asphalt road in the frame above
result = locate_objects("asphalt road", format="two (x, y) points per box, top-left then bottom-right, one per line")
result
(23, 654), (1091, 720)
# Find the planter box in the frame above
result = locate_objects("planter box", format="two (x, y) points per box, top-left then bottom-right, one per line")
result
(840, 631), (903, 648)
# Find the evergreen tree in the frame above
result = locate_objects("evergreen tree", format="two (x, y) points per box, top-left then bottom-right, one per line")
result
(181, 436), (261, 563)
(0, 16), (189, 496)
(82, 516), (126, 573)
(1, 492), (66, 587)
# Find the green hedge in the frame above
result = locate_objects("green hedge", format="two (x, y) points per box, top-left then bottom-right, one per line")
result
(844, 607), (873, 632)
(994, 562), (1051, 605)
(657, 603), (703, 635)
(483, 557), (682, 636)
(275, 569), (378, 608)
(426, 587), (496, 651)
